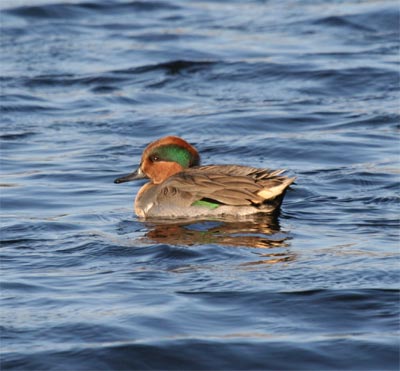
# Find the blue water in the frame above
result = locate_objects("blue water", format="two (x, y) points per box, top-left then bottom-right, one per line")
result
(1, 0), (399, 370)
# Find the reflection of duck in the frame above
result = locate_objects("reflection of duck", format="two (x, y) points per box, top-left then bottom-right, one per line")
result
(143, 213), (292, 251)
(115, 136), (295, 219)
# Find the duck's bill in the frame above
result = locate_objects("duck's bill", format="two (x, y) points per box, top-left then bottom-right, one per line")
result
(114, 167), (147, 184)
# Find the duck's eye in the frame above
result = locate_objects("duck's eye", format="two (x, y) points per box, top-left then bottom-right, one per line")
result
(151, 155), (160, 162)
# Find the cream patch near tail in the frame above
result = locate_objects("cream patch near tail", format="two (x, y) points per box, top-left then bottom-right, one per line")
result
(257, 178), (296, 200)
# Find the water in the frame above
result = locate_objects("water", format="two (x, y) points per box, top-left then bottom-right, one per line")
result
(1, 0), (399, 369)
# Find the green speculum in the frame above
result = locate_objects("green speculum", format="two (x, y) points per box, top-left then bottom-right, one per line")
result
(192, 199), (220, 209)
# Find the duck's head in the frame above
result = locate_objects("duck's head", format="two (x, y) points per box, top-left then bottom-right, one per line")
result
(114, 136), (200, 185)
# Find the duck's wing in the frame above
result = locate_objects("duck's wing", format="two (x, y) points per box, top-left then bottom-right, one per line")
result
(191, 165), (285, 178)
(160, 165), (295, 206)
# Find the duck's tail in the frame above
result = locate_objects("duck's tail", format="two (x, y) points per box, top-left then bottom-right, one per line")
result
(257, 177), (296, 201)
(255, 175), (296, 212)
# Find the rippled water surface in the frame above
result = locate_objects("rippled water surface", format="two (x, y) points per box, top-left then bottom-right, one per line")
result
(1, 0), (399, 370)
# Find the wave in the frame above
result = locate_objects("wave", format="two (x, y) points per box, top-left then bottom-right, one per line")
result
(3, 1), (181, 19)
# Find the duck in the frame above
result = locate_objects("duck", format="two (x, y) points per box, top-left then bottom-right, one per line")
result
(114, 136), (295, 219)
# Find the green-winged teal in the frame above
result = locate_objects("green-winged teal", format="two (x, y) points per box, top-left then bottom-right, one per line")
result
(114, 136), (295, 219)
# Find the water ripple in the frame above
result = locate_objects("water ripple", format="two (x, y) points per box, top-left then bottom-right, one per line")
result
(1, 0), (399, 369)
